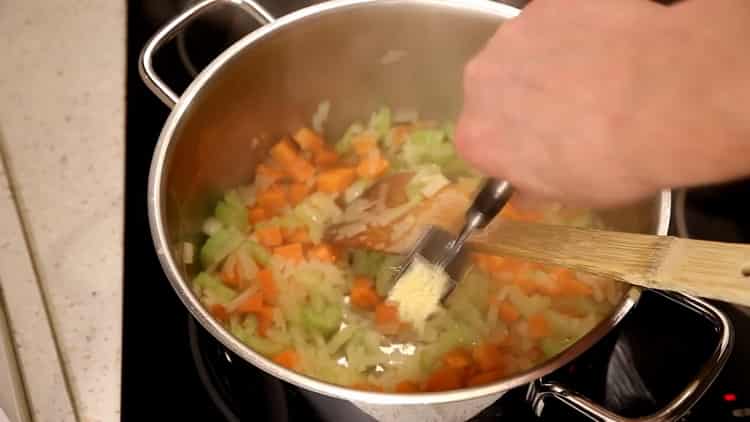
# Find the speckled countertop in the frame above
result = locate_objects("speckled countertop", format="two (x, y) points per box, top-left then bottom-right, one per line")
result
(0, 1), (125, 421)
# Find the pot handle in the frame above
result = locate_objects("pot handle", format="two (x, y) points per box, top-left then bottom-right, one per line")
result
(138, 0), (274, 108)
(528, 292), (734, 422)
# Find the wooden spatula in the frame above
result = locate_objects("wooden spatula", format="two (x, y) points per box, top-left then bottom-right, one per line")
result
(330, 184), (750, 307)
(466, 220), (750, 307)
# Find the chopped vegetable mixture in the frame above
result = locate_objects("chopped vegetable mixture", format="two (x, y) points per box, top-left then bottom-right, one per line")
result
(189, 105), (625, 392)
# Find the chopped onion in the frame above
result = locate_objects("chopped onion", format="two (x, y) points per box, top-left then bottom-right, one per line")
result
(202, 217), (222, 236)
(312, 100), (331, 133)
(226, 284), (260, 313)
(182, 241), (194, 264)
(372, 199), (419, 227)
(420, 174), (450, 198)
(236, 248), (259, 281)
(393, 107), (419, 123)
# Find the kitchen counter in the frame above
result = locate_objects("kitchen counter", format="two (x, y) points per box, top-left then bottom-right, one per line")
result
(0, 1), (126, 421)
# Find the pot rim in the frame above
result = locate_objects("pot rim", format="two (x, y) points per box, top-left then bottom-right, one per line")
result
(147, 0), (672, 405)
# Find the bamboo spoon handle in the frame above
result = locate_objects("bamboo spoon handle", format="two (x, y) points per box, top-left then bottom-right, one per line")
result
(467, 220), (750, 307)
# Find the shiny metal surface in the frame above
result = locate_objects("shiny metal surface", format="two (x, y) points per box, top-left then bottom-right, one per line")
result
(528, 292), (734, 421)
(139, 0), (274, 107)
(141, 0), (683, 408)
(438, 178), (514, 268)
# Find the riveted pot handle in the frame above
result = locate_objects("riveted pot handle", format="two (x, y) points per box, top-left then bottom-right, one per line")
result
(528, 293), (734, 422)
(139, 0), (274, 108)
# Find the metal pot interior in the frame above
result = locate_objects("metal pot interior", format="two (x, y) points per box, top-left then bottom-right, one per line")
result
(150, 0), (670, 404)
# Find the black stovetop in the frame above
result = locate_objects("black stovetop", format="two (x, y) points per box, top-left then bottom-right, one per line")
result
(123, 1), (750, 420)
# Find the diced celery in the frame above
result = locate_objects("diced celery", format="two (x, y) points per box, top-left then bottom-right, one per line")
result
(335, 122), (364, 154)
(302, 303), (342, 336)
(375, 255), (402, 297)
(224, 190), (244, 208)
(214, 199), (248, 232)
(442, 121), (456, 139)
(244, 240), (271, 267)
(326, 325), (356, 355)
(541, 337), (575, 359)
(200, 228), (244, 269)
(441, 156), (474, 178)
(229, 314), (285, 355)
(419, 322), (465, 371)
(194, 272), (236, 303)
(368, 106), (391, 140)
(344, 179), (373, 204)
(246, 333), (287, 356)
(350, 249), (386, 278)
(194, 271), (221, 289)
(402, 129), (452, 166)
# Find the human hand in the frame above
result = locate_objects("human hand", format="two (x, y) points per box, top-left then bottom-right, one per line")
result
(455, 0), (750, 207)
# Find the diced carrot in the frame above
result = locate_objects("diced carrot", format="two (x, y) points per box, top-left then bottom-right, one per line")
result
(472, 343), (504, 372)
(256, 226), (284, 247)
(356, 156), (390, 179)
(272, 349), (299, 370)
(257, 269), (277, 305)
(314, 147), (339, 166)
(293, 127), (325, 152)
(497, 301), (520, 323)
(256, 306), (275, 337)
(528, 313), (551, 339)
(308, 243), (337, 263)
(423, 367), (465, 392)
(210, 304), (229, 322)
(375, 302), (401, 325)
(553, 268), (593, 296)
(394, 381), (420, 393)
(270, 138), (315, 183)
(527, 346), (543, 363)
(488, 330), (512, 348)
(389, 125), (410, 148)
(273, 243), (305, 264)
(256, 163), (286, 184)
(316, 167), (356, 194)
(257, 186), (288, 213)
(352, 132), (378, 157)
(351, 383), (384, 392)
(248, 206), (269, 224)
(500, 203), (544, 222)
(467, 369), (506, 387)
(442, 349), (472, 369)
(287, 182), (310, 206)
(549, 267), (574, 282)
(514, 276), (539, 296)
(237, 291), (264, 314)
(283, 227), (310, 244)
(474, 254), (523, 276)
(350, 277), (381, 310)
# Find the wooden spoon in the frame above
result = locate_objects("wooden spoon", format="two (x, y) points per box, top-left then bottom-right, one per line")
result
(330, 184), (750, 307)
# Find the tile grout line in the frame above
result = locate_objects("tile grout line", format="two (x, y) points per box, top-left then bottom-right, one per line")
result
(0, 140), (81, 422)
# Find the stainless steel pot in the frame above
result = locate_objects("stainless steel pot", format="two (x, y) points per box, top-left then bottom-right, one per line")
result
(139, 0), (733, 420)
